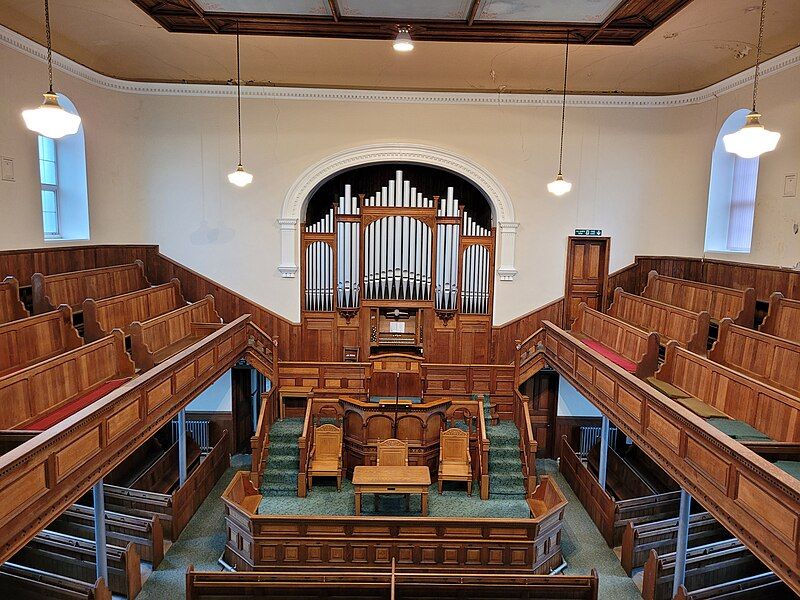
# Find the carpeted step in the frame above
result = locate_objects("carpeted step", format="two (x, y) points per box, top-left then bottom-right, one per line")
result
(265, 469), (298, 486)
(268, 455), (298, 470)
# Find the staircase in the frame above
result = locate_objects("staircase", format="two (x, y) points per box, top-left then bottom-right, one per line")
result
(260, 417), (303, 497)
(483, 397), (527, 499)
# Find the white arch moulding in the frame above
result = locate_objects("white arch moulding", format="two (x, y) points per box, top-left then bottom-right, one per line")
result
(278, 143), (519, 282)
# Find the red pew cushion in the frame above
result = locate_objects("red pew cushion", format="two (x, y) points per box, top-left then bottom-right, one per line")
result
(581, 339), (638, 373)
(18, 378), (130, 431)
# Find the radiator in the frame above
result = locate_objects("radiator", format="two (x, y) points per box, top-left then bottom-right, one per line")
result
(172, 419), (211, 453)
(578, 425), (618, 459)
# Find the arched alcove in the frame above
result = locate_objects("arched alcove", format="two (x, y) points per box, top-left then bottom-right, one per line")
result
(279, 143), (518, 281)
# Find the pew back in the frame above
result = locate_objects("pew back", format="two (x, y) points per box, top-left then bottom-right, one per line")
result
(642, 270), (756, 326)
(32, 260), (149, 314)
(83, 278), (185, 342)
(0, 563), (111, 600)
(710, 318), (800, 396)
(658, 341), (800, 442)
(129, 295), (222, 371)
(608, 287), (710, 353)
(759, 292), (800, 343)
(0, 305), (82, 377)
(0, 277), (28, 324)
(0, 329), (135, 430)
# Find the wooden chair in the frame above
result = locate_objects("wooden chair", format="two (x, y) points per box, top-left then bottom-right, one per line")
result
(308, 424), (343, 491)
(438, 428), (473, 495)
(377, 438), (408, 466)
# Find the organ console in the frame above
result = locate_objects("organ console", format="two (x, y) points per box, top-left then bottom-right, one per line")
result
(301, 167), (496, 362)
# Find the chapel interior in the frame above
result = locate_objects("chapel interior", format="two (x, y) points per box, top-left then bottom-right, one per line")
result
(1, 1), (800, 599)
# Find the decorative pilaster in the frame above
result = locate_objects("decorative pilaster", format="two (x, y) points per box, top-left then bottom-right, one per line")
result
(278, 217), (298, 278)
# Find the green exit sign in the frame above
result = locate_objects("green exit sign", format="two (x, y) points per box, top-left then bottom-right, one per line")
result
(575, 229), (602, 236)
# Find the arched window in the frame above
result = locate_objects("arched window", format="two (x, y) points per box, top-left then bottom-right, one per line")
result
(35, 94), (90, 241)
(704, 109), (760, 253)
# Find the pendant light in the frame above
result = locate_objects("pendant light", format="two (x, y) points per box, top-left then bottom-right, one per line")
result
(723, 0), (780, 159)
(22, 0), (81, 139)
(228, 22), (253, 187)
(393, 27), (414, 52)
(547, 31), (572, 197)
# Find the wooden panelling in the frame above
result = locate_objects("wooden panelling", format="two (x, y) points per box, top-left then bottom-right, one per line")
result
(130, 295), (222, 371)
(0, 305), (82, 377)
(643, 270), (756, 326)
(0, 315), (268, 563)
(0, 277), (28, 324)
(608, 287), (709, 354)
(32, 260), (151, 314)
(82, 279), (185, 342)
(658, 341), (800, 442)
(0, 330), (135, 430)
(542, 322), (800, 595)
(492, 298), (563, 365)
(760, 292), (800, 342)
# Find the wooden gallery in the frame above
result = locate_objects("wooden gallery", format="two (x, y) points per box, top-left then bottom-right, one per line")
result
(0, 0), (799, 598)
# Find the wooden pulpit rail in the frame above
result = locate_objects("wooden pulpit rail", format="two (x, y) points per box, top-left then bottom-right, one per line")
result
(0, 314), (252, 564)
(542, 321), (800, 596)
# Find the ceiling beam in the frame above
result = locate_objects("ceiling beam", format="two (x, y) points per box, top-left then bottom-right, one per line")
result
(466, 0), (481, 27)
(327, 0), (340, 23)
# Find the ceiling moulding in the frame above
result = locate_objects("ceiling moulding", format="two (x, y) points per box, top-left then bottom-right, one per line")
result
(2, 24), (799, 109)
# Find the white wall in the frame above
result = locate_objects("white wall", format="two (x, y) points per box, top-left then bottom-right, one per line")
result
(557, 377), (601, 418)
(187, 370), (232, 413)
(2, 38), (799, 325)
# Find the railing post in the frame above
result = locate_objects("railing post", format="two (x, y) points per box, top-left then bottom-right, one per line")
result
(178, 408), (187, 487)
(92, 478), (108, 583)
(673, 488), (692, 596)
(598, 415), (610, 491)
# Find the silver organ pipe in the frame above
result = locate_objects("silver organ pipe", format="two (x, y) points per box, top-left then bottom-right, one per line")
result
(461, 244), (490, 314)
(435, 187), (460, 311)
(336, 187), (360, 309)
(304, 209), (334, 311)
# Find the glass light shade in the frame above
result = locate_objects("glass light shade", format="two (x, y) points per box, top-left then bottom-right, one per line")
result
(723, 111), (780, 159)
(393, 29), (414, 52)
(22, 92), (81, 139)
(547, 173), (572, 196)
(228, 164), (253, 187)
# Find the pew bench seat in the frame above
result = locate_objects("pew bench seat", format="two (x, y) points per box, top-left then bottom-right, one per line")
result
(774, 460), (800, 480)
(577, 337), (638, 373)
(150, 333), (207, 365)
(13, 378), (130, 431)
(646, 377), (691, 399)
(646, 378), (728, 419)
(706, 418), (772, 442)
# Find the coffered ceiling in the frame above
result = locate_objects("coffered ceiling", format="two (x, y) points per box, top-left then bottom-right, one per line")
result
(0, 0), (798, 95)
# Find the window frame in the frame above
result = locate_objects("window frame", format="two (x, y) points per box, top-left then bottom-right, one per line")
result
(38, 135), (62, 240)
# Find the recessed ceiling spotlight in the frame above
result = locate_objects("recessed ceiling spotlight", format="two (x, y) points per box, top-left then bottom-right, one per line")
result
(393, 27), (414, 52)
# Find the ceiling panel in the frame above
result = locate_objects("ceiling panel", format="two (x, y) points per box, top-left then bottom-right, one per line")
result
(337, 0), (473, 20)
(194, 0), (331, 16)
(475, 0), (624, 23)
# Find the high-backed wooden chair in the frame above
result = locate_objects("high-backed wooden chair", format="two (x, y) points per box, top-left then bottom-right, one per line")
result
(308, 424), (343, 491)
(438, 428), (473, 495)
(377, 438), (408, 466)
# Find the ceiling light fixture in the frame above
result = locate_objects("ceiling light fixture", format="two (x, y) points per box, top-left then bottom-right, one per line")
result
(228, 22), (253, 188)
(548, 31), (572, 197)
(393, 27), (414, 52)
(22, 0), (81, 139)
(723, 0), (780, 159)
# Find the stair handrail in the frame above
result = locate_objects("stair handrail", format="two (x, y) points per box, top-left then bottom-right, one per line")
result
(514, 327), (545, 385)
(250, 386), (279, 486)
(514, 389), (538, 495)
(477, 398), (490, 500)
(297, 397), (315, 497)
(245, 322), (279, 380)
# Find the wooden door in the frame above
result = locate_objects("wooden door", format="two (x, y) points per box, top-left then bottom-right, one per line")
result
(231, 366), (254, 453)
(523, 370), (558, 458)
(564, 236), (610, 327)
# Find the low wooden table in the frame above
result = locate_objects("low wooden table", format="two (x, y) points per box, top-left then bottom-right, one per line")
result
(352, 466), (431, 516)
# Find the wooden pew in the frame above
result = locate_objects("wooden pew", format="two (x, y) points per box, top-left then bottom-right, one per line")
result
(130, 436), (202, 493)
(641, 539), (769, 600)
(12, 530), (141, 598)
(620, 512), (731, 575)
(559, 437), (682, 547)
(185, 567), (600, 600)
(83, 278), (186, 342)
(32, 260), (150, 314)
(0, 305), (82, 377)
(0, 329), (135, 431)
(759, 291), (800, 343)
(674, 571), (796, 599)
(608, 287), (710, 353)
(0, 276), (28, 323)
(709, 317), (800, 396)
(0, 563), (111, 600)
(656, 341), (800, 443)
(48, 504), (164, 567)
(129, 295), (222, 371)
(642, 270), (756, 327)
(570, 302), (659, 377)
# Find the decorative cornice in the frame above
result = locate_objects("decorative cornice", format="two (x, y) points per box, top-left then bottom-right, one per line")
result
(2, 23), (799, 109)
